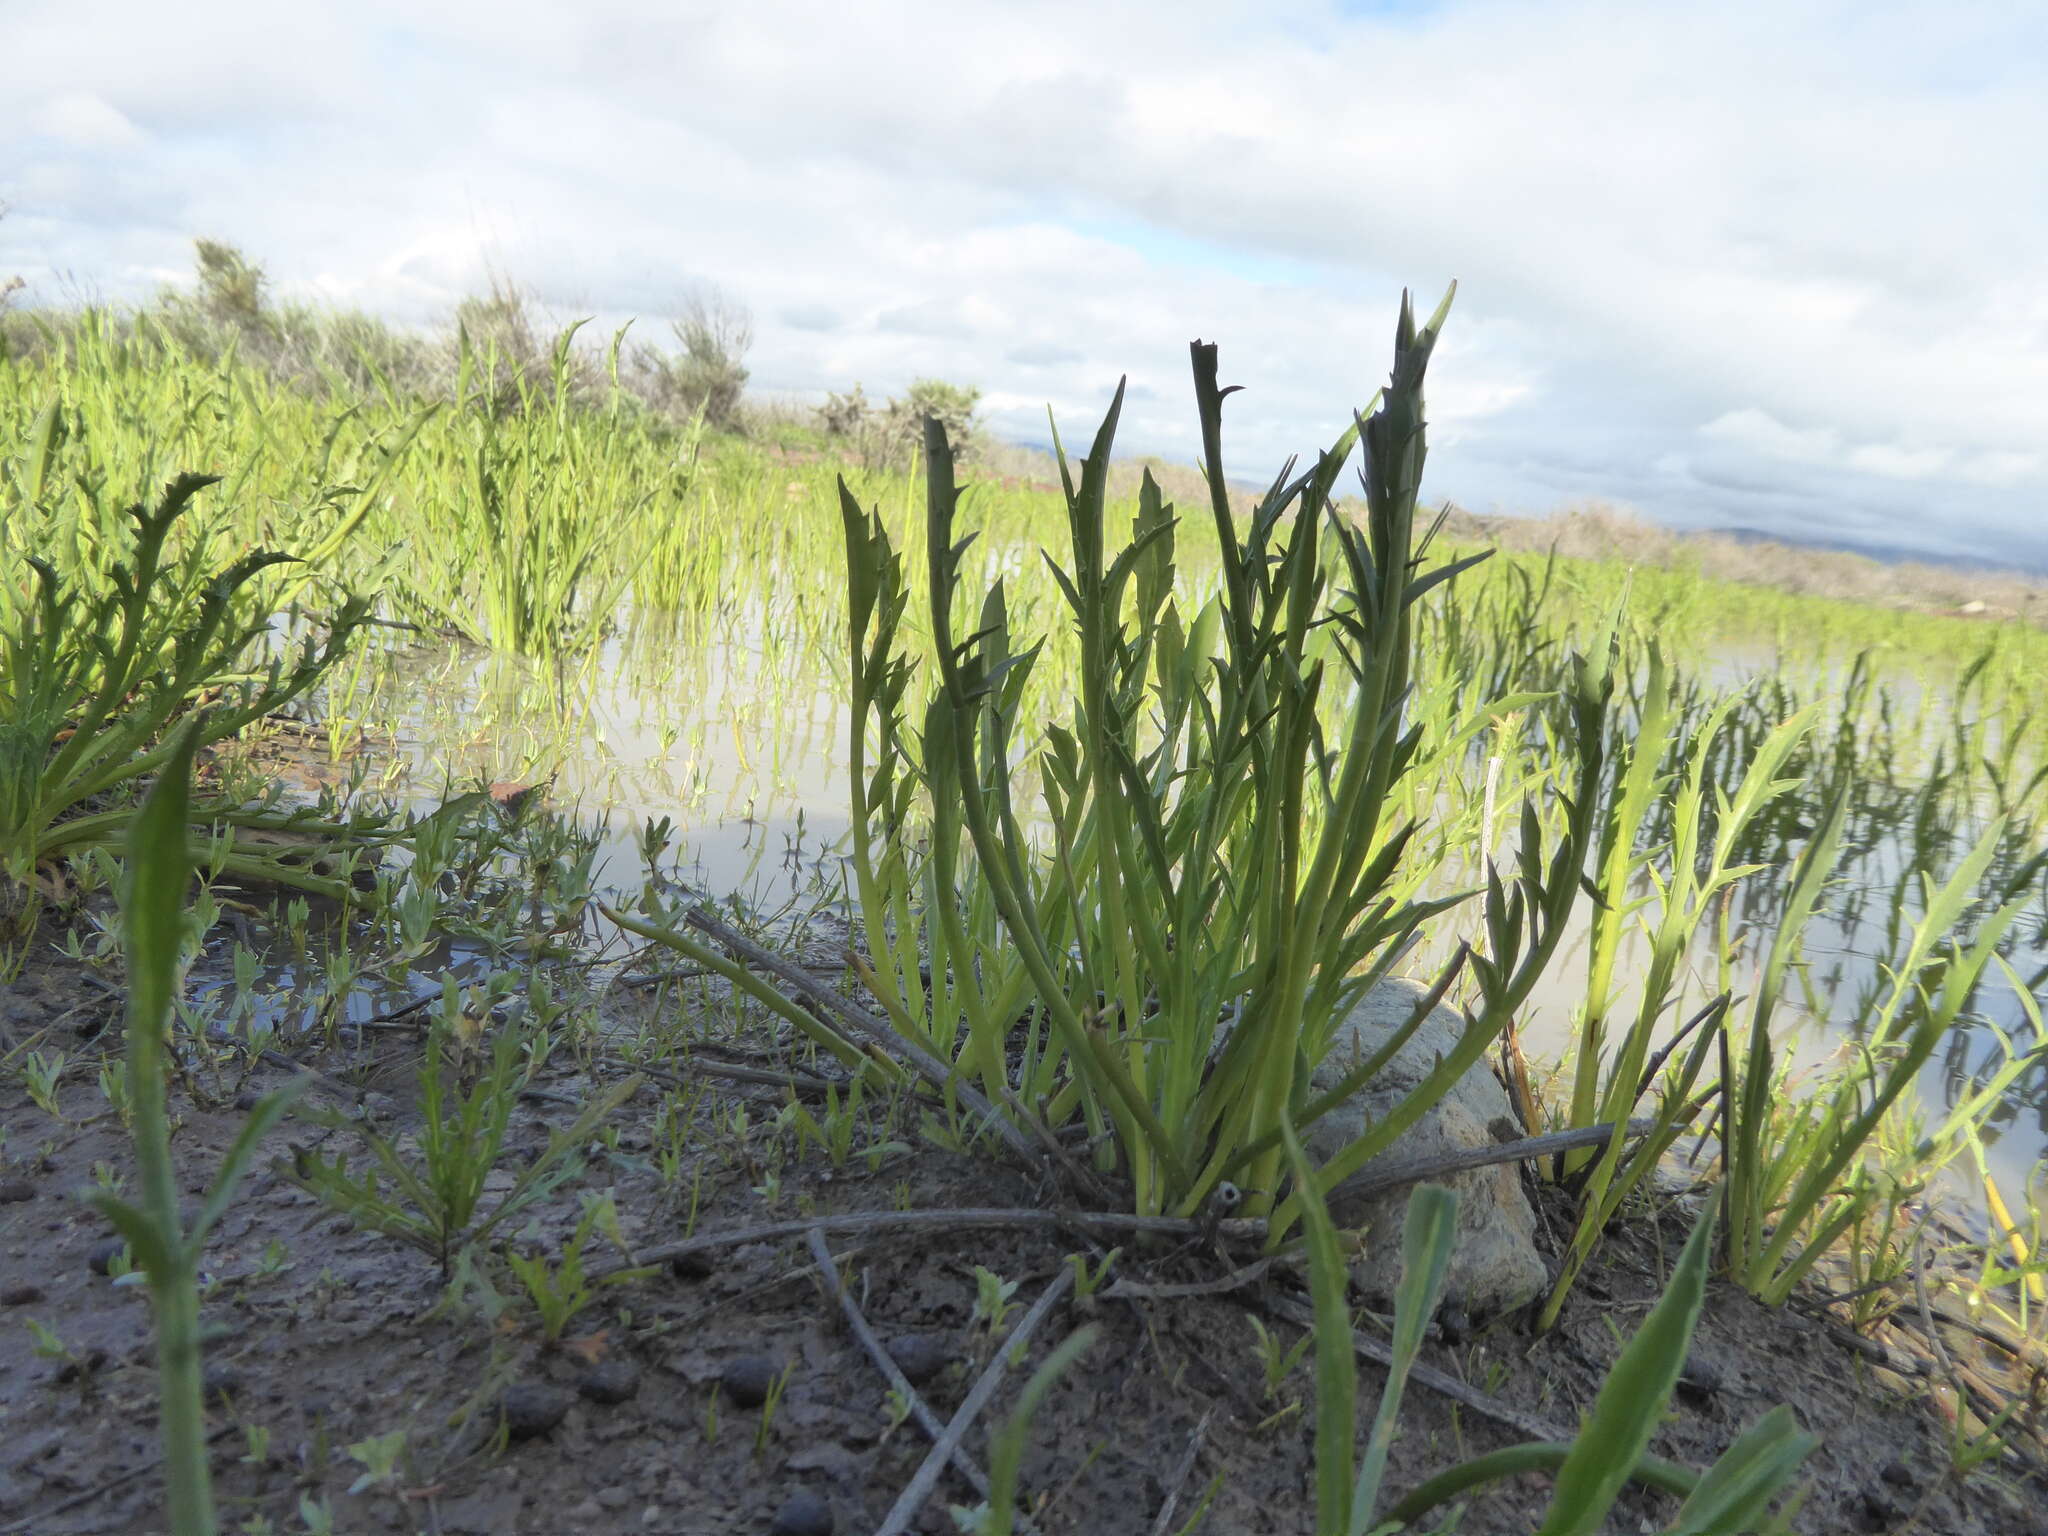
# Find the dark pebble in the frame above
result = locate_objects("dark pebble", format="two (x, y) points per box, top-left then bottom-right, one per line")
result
(770, 1491), (833, 1536)
(202, 1362), (243, 1402)
(234, 1089), (263, 1112)
(577, 1360), (641, 1405)
(501, 1383), (575, 1440)
(3, 1284), (44, 1306)
(1879, 1459), (1915, 1488)
(88, 1238), (130, 1276)
(0, 1179), (33, 1203)
(884, 1335), (952, 1386)
(670, 1250), (714, 1281)
(721, 1354), (782, 1408)
(1675, 1352), (1721, 1403)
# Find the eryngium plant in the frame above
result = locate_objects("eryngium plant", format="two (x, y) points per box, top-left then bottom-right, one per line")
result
(1, 447), (380, 934)
(839, 289), (1607, 1228)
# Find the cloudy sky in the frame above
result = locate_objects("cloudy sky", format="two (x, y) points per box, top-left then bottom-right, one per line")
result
(6, 0), (2044, 566)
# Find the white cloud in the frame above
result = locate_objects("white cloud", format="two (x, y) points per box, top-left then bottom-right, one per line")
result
(36, 93), (144, 149)
(2, 0), (2045, 564)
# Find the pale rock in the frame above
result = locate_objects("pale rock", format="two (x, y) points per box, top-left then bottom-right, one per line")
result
(1301, 978), (1546, 1317)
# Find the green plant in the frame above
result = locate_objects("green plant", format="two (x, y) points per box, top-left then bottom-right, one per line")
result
(1302, 1175), (1818, 1536)
(506, 1191), (650, 1343)
(972, 1265), (1023, 1333)
(1540, 667), (1819, 1326)
(1, 440), (388, 936)
(950, 1325), (1097, 1536)
(1246, 1313), (1315, 1404)
(344, 1428), (407, 1495)
(1725, 816), (2044, 1302)
(754, 1361), (795, 1457)
(1065, 1248), (1120, 1305)
(282, 1018), (638, 1278)
(86, 720), (304, 1536)
(824, 290), (1614, 1240)
(21, 1048), (66, 1118)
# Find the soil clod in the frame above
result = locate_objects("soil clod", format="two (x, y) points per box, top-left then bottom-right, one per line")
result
(86, 1237), (128, 1275)
(770, 1489), (834, 1535)
(202, 1361), (243, 1403)
(722, 1354), (783, 1408)
(883, 1333), (952, 1385)
(0, 1179), (33, 1203)
(501, 1382), (576, 1440)
(1, 1284), (44, 1306)
(578, 1359), (642, 1405)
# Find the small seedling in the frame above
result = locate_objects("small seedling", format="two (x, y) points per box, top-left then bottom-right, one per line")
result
(22, 1049), (67, 1119)
(281, 1018), (638, 1278)
(881, 1386), (914, 1440)
(506, 1191), (652, 1343)
(971, 1266), (1021, 1333)
(1245, 1314), (1312, 1403)
(96, 1063), (132, 1128)
(754, 1362), (795, 1456)
(344, 1428), (407, 1495)
(1065, 1248), (1120, 1309)
(25, 1317), (76, 1364)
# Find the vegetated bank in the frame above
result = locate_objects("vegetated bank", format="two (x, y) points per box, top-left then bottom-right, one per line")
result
(1, 259), (2045, 1534)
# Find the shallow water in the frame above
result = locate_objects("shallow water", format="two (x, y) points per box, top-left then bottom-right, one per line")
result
(330, 611), (2048, 1217)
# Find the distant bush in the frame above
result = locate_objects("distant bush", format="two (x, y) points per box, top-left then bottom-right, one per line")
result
(819, 376), (982, 470)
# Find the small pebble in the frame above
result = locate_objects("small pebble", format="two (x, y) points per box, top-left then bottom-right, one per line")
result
(721, 1354), (782, 1408)
(1675, 1352), (1721, 1402)
(1879, 1459), (1915, 1489)
(577, 1360), (641, 1405)
(202, 1362), (243, 1403)
(234, 1089), (264, 1112)
(501, 1383), (575, 1440)
(88, 1238), (130, 1276)
(884, 1335), (952, 1386)
(595, 1486), (631, 1511)
(3, 1284), (44, 1306)
(670, 1251), (713, 1281)
(0, 1179), (34, 1203)
(770, 1490), (833, 1536)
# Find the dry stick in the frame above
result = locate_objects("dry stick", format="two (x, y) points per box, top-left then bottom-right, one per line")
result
(1262, 1294), (1572, 1444)
(602, 1128), (1646, 1279)
(1105, 1258), (1277, 1301)
(682, 906), (1048, 1170)
(874, 1266), (1078, 1536)
(1147, 1407), (1216, 1536)
(622, 958), (852, 989)
(1323, 1119), (1656, 1206)
(595, 1207), (1270, 1280)
(634, 1054), (847, 1102)
(805, 1230), (1044, 1535)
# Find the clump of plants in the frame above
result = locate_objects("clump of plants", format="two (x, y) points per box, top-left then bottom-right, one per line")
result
(279, 1007), (639, 1279)
(0, 417), (394, 950)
